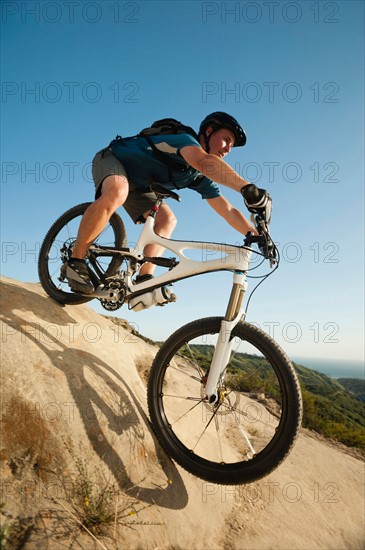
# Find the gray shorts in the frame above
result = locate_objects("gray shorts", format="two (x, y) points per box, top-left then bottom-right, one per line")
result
(92, 148), (161, 224)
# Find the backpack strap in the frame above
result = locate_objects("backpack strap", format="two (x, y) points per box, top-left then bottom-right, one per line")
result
(142, 134), (190, 174)
(138, 119), (199, 179)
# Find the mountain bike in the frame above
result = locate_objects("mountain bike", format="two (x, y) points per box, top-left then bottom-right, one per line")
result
(38, 184), (302, 485)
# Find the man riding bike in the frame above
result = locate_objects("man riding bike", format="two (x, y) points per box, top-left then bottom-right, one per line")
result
(63, 112), (271, 294)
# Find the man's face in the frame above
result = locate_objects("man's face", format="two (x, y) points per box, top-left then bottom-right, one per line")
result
(205, 127), (236, 158)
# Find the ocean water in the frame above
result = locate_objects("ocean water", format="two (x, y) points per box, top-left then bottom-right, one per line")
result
(292, 357), (364, 379)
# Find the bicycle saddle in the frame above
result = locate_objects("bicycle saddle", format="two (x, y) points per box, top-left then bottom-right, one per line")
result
(150, 182), (181, 202)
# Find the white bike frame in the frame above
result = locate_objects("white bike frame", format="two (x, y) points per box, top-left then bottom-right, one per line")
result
(93, 207), (254, 404)
(127, 214), (252, 289)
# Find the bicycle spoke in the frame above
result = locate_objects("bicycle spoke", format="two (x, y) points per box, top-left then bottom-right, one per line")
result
(183, 343), (207, 379)
(224, 399), (256, 456)
(190, 401), (225, 452)
(168, 360), (202, 383)
(168, 397), (207, 427)
(161, 394), (201, 401)
(64, 222), (72, 242)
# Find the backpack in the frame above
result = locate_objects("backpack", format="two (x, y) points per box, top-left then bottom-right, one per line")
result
(109, 118), (199, 177)
(139, 118), (198, 140)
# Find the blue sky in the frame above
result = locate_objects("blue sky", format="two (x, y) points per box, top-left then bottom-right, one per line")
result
(1, 0), (364, 363)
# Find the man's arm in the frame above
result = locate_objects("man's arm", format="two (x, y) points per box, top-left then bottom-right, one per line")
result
(180, 145), (250, 192)
(206, 195), (258, 235)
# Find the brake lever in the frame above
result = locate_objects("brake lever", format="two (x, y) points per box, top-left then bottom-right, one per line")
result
(247, 214), (277, 268)
(266, 239), (277, 268)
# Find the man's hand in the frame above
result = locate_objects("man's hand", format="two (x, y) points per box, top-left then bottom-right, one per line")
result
(241, 184), (272, 224)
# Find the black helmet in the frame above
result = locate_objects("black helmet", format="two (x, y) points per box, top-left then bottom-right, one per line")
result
(199, 112), (247, 147)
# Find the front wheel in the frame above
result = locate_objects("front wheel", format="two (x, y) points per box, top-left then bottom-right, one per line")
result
(148, 317), (302, 485)
(38, 203), (126, 305)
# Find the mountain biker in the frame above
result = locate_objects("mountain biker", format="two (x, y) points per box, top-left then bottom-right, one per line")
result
(63, 112), (271, 294)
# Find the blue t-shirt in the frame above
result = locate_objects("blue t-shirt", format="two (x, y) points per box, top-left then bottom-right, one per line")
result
(110, 133), (221, 200)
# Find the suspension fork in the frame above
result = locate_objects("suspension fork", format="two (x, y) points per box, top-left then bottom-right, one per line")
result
(204, 271), (248, 403)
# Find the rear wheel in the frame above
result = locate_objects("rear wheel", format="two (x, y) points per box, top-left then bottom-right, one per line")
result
(148, 317), (302, 485)
(38, 203), (126, 305)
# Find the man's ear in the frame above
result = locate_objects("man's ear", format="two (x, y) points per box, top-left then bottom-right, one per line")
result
(205, 126), (214, 137)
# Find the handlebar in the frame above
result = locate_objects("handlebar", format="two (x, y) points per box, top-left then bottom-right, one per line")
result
(244, 213), (277, 267)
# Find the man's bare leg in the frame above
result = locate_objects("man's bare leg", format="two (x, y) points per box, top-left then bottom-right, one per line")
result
(72, 175), (129, 258)
(62, 175), (128, 293)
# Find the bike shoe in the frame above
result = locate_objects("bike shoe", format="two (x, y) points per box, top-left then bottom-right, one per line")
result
(61, 258), (94, 294)
(134, 274), (154, 284)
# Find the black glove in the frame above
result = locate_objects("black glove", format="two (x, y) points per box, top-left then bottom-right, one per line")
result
(241, 184), (272, 224)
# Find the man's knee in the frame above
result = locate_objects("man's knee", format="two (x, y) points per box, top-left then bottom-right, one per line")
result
(99, 175), (129, 209)
(158, 206), (177, 230)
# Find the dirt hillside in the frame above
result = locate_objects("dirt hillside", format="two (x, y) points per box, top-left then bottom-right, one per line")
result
(0, 276), (364, 549)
